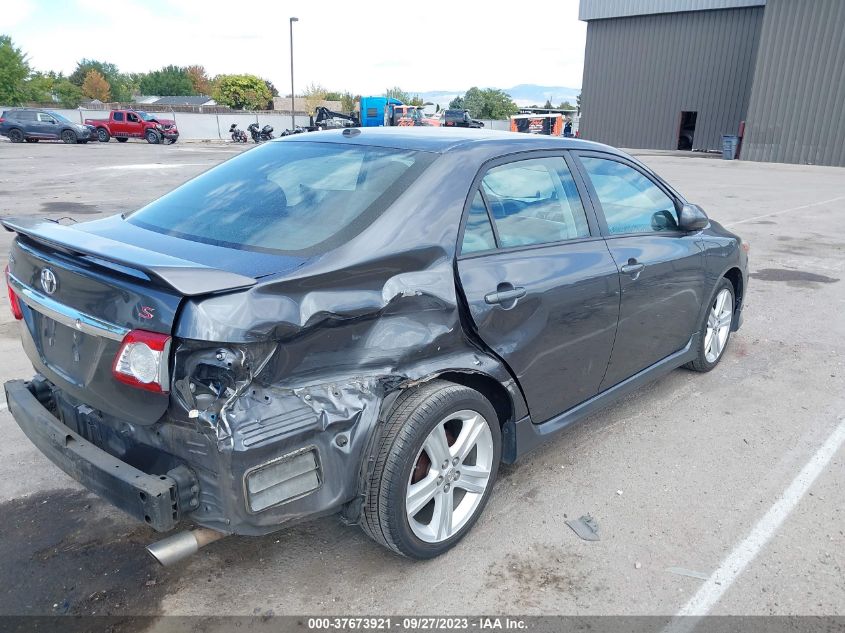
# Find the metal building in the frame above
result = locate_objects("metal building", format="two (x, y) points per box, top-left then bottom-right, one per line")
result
(579, 0), (845, 166)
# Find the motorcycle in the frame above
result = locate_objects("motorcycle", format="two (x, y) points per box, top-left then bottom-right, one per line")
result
(247, 123), (275, 143)
(280, 126), (306, 137)
(229, 123), (248, 143)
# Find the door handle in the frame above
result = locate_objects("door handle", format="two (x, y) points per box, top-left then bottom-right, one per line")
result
(620, 262), (645, 276)
(484, 286), (526, 305)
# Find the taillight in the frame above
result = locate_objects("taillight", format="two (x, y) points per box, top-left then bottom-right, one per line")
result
(112, 329), (171, 393)
(5, 266), (23, 320)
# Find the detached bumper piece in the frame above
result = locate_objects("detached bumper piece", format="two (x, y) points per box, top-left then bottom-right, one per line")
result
(5, 379), (183, 531)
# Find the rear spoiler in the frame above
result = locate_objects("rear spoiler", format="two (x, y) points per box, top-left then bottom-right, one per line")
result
(2, 217), (256, 297)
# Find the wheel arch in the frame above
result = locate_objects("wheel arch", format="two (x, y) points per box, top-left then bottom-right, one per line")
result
(723, 266), (744, 309)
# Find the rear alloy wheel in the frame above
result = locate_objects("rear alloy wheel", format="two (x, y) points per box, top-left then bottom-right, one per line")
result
(8, 129), (24, 143)
(361, 380), (501, 559)
(406, 410), (495, 543)
(97, 128), (110, 143)
(61, 129), (78, 144)
(687, 279), (734, 372)
(145, 129), (161, 144)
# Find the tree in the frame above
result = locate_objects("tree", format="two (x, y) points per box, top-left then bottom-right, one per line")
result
(448, 95), (464, 110)
(576, 92), (581, 114)
(543, 99), (553, 109)
(302, 82), (328, 115)
(324, 91), (342, 101)
(340, 91), (357, 113)
(139, 65), (194, 96)
(557, 100), (575, 111)
(69, 60), (138, 100)
(23, 71), (54, 103)
(460, 87), (518, 120)
(462, 87), (485, 118)
(408, 94), (424, 106)
(0, 35), (31, 106)
(54, 80), (83, 107)
(262, 78), (279, 109)
(82, 69), (111, 101)
(384, 86), (411, 103)
(213, 74), (272, 110)
(186, 65), (212, 95)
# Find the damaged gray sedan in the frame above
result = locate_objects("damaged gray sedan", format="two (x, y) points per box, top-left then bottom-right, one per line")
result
(3, 128), (747, 561)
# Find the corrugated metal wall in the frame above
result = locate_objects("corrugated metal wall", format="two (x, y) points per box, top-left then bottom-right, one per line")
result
(580, 7), (764, 151)
(741, 0), (845, 166)
(579, 0), (764, 21)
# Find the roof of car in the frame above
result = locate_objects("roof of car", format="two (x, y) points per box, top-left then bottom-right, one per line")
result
(277, 127), (616, 155)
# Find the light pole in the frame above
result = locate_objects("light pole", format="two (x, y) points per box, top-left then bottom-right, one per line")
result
(289, 17), (298, 130)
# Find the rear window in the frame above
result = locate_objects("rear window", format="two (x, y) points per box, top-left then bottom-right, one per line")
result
(9, 110), (36, 121)
(127, 141), (435, 255)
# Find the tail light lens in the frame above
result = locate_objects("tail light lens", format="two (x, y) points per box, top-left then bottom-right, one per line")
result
(113, 329), (171, 393)
(5, 266), (23, 320)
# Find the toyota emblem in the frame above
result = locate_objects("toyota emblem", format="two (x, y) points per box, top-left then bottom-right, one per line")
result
(40, 268), (57, 295)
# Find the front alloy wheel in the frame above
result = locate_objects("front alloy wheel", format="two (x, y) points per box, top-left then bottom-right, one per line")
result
(361, 380), (501, 559)
(406, 410), (494, 543)
(687, 278), (735, 372)
(705, 288), (733, 363)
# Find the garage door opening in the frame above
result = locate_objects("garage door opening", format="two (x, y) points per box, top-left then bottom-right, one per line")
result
(678, 111), (697, 150)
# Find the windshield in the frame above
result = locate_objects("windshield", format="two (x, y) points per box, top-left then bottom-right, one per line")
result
(135, 111), (155, 121)
(127, 141), (435, 255)
(48, 112), (73, 124)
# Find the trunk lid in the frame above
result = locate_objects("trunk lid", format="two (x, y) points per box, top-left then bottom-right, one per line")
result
(4, 217), (263, 426)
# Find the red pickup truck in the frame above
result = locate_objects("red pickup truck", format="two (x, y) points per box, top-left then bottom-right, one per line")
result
(84, 109), (179, 144)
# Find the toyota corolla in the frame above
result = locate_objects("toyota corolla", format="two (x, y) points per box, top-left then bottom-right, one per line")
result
(3, 128), (747, 562)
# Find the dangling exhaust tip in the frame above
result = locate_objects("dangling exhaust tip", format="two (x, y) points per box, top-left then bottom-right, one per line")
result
(146, 528), (227, 567)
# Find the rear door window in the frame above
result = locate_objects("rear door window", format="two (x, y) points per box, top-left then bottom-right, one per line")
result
(127, 141), (435, 255)
(113, 112), (125, 121)
(461, 192), (496, 254)
(480, 157), (590, 248)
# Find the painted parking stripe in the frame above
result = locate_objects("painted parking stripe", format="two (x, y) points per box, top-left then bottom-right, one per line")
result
(664, 417), (845, 632)
(725, 195), (845, 227)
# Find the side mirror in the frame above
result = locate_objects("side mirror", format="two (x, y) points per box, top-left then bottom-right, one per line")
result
(678, 203), (709, 232)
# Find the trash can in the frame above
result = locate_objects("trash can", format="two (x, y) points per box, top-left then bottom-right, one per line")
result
(722, 135), (739, 160)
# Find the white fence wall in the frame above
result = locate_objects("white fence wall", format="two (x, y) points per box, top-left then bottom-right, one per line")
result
(4, 107), (517, 140)
(50, 109), (312, 140)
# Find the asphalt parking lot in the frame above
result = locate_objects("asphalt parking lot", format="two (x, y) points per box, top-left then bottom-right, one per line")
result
(0, 139), (842, 626)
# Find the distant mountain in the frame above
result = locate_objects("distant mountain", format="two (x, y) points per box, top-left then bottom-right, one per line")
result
(416, 84), (580, 109)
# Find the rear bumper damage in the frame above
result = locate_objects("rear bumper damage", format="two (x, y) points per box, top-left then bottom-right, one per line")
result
(4, 373), (385, 536)
(4, 379), (185, 531)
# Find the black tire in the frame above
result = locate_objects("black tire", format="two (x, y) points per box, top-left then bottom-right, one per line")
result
(116, 137), (128, 143)
(145, 129), (161, 144)
(61, 129), (78, 144)
(97, 128), (110, 143)
(25, 138), (39, 143)
(361, 380), (501, 559)
(8, 128), (24, 143)
(686, 278), (735, 372)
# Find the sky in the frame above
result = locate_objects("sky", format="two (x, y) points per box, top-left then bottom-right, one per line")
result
(1, 0), (586, 96)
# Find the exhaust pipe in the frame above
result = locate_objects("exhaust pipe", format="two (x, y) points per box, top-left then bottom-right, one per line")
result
(146, 528), (227, 566)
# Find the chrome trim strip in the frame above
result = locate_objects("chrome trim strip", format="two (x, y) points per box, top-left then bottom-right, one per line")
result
(8, 273), (129, 342)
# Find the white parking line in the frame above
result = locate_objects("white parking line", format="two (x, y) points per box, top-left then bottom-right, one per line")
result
(664, 417), (845, 632)
(724, 195), (845, 227)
